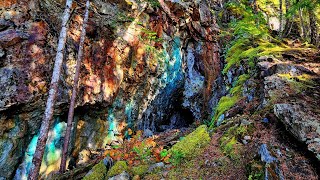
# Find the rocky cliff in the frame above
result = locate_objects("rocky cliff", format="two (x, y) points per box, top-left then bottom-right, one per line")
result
(0, 0), (222, 178)
(0, 0), (319, 179)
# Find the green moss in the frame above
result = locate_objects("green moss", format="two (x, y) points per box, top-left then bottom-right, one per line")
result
(222, 137), (238, 156)
(278, 73), (315, 88)
(83, 161), (107, 180)
(131, 165), (149, 176)
(219, 124), (252, 160)
(210, 74), (250, 127)
(223, 39), (288, 74)
(168, 125), (210, 162)
(169, 150), (185, 166)
(278, 73), (316, 92)
(107, 161), (128, 177)
(230, 74), (250, 95)
(210, 95), (240, 127)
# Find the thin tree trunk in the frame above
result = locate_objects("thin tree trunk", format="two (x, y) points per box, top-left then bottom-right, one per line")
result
(60, 0), (90, 173)
(28, 0), (73, 179)
(282, 0), (291, 37)
(279, 0), (283, 37)
(308, 8), (317, 45)
(299, 8), (306, 40)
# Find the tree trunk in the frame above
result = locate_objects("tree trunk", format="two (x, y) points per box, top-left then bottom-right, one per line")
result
(282, 0), (292, 37)
(308, 8), (317, 45)
(60, 0), (90, 173)
(28, 0), (73, 179)
(299, 8), (307, 40)
(279, 0), (283, 37)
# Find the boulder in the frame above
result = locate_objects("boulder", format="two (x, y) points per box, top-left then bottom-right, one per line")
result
(274, 103), (320, 160)
(83, 161), (107, 180)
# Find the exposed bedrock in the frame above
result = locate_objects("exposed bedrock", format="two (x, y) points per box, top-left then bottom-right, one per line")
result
(0, 0), (222, 178)
(1, 0), (319, 179)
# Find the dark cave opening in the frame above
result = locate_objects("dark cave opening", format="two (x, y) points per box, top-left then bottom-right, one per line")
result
(156, 103), (195, 132)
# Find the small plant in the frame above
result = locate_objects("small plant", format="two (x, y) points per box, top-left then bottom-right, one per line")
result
(109, 12), (135, 29)
(169, 150), (185, 166)
(132, 143), (152, 163)
(160, 149), (168, 158)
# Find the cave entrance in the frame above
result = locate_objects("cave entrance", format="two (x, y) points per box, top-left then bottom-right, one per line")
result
(156, 103), (195, 132)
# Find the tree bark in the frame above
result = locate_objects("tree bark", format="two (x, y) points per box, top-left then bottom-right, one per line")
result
(299, 8), (307, 40)
(60, 0), (90, 173)
(28, 0), (73, 179)
(282, 0), (292, 37)
(279, 0), (283, 37)
(308, 8), (317, 45)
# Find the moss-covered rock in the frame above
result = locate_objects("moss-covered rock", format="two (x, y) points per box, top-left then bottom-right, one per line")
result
(107, 161), (128, 177)
(219, 123), (253, 159)
(168, 125), (210, 160)
(131, 165), (149, 176)
(83, 161), (107, 180)
(211, 95), (240, 125)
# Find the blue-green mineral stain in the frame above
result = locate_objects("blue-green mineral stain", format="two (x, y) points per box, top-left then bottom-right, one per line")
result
(125, 99), (135, 127)
(14, 119), (66, 179)
(103, 108), (118, 145)
(160, 37), (183, 95)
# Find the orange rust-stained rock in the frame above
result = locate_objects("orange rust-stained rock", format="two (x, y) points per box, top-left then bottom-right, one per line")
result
(0, 0), (17, 7)
(201, 42), (220, 103)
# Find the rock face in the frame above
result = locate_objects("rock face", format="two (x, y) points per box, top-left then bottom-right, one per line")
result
(0, 0), (319, 179)
(274, 104), (320, 160)
(260, 52), (320, 160)
(0, 0), (221, 178)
